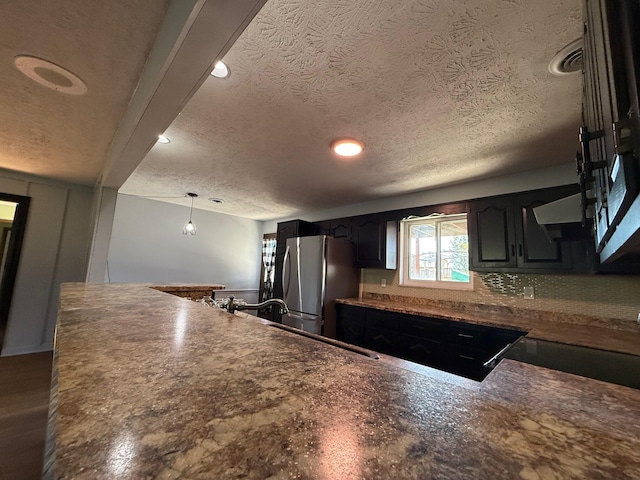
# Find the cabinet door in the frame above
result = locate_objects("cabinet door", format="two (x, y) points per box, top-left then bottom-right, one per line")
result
(353, 215), (385, 267)
(364, 325), (398, 355)
(448, 322), (490, 348)
(468, 198), (517, 269)
(336, 304), (366, 346)
(276, 220), (316, 244)
(276, 220), (300, 244)
(363, 309), (399, 355)
(514, 191), (573, 270)
(584, 0), (615, 249)
(330, 218), (353, 241)
(446, 346), (489, 381)
(314, 220), (332, 237)
(399, 315), (445, 342)
(397, 334), (445, 369)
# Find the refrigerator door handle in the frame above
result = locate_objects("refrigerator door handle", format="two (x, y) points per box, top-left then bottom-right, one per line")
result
(282, 244), (291, 299)
(295, 238), (303, 312)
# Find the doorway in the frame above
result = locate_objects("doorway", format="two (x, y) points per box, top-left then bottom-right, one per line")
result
(0, 193), (30, 352)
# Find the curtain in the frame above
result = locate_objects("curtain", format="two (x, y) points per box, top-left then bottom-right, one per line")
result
(261, 238), (277, 301)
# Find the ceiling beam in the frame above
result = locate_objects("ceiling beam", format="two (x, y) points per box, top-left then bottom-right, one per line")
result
(99, 0), (268, 189)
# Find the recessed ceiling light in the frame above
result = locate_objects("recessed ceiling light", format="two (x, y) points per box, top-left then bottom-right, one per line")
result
(331, 138), (365, 157)
(157, 135), (171, 144)
(210, 61), (230, 79)
(14, 55), (87, 95)
(208, 198), (225, 204)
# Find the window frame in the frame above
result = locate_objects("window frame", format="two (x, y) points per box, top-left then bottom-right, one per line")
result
(399, 213), (473, 290)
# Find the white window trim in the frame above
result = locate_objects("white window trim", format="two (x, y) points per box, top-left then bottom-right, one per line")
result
(399, 213), (473, 291)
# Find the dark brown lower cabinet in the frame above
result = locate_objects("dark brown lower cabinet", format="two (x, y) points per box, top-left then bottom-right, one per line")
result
(336, 304), (366, 345)
(336, 304), (525, 381)
(364, 326), (399, 356)
(397, 334), (445, 369)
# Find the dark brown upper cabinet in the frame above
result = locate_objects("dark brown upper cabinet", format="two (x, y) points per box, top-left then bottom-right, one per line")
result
(580, 0), (640, 263)
(353, 214), (397, 269)
(315, 218), (353, 241)
(468, 185), (579, 273)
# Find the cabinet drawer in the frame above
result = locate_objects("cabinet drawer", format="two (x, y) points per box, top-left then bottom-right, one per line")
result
(364, 325), (398, 356)
(337, 304), (366, 322)
(448, 322), (489, 347)
(399, 315), (445, 341)
(447, 346), (489, 380)
(397, 334), (444, 368)
(366, 309), (398, 330)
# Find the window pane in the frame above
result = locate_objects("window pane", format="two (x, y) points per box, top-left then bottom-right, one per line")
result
(409, 223), (436, 280)
(439, 219), (469, 282)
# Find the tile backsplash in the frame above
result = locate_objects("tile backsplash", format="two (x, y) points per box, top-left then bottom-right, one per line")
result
(361, 269), (640, 322)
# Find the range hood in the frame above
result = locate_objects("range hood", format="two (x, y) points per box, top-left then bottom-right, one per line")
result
(533, 193), (592, 240)
(533, 193), (585, 224)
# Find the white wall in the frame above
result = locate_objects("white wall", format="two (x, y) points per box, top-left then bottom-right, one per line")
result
(0, 170), (93, 356)
(262, 163), (577, 233)
(108, 195), (262, 289)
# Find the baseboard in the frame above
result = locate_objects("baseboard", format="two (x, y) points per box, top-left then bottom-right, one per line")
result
(1, 343), (53, 357)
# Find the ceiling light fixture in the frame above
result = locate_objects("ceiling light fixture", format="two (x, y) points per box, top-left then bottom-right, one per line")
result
(157, 135), (171, 144)
(331, 138), (365, 157)
(208, 198), (225, 204)
(210, 61), (230, 79)
(183, 193), (198, 236)
(14, 55), (88, 95)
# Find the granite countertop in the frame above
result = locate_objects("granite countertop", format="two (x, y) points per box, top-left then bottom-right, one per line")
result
(47, 283), (640, 479)
(336, 295), (640, 357)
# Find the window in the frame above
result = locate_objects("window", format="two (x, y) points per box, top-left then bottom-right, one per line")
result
(399, 213), (472, 289)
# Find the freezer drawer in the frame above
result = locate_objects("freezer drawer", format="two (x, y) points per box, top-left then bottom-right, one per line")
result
(282, 312), (322, 335)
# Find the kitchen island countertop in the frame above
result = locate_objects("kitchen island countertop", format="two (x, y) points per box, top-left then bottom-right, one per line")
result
(46, 283), (640, 479)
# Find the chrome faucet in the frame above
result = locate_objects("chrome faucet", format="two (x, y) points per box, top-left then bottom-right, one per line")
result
(223, 295), (289, 315)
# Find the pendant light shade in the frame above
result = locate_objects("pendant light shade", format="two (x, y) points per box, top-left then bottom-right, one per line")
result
(183, 193), (197, 236)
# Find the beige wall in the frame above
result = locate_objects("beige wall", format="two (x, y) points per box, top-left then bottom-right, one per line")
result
(362, 268), (640, 323)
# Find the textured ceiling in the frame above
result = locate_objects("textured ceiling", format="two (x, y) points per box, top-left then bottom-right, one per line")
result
(122, 0), (583, 220)
(0, 0), (170, 184)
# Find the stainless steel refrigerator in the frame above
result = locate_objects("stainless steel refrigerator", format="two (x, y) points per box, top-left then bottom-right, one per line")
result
(281, 235), (359, 338)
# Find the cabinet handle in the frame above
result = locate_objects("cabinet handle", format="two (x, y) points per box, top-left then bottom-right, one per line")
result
(518, 244), (523, 257)
(457, 333), (474, 339)
(459, 355), (475, 361)
(511, 244), (515, 257)
(373, 335), (391, 345)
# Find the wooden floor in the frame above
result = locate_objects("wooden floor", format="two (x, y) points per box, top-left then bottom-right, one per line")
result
(0, 352), (53, 480)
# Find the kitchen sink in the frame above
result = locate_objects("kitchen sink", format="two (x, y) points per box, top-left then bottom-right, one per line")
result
(268, 323), (380, 359)
(503, 337), (640, 390)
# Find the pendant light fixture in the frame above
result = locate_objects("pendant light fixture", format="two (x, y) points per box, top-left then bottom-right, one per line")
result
(183, 193), (197, 236)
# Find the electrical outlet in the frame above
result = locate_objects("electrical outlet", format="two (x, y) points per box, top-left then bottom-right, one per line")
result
(523, 286), (535, 300)
(380, 278), (387, 287)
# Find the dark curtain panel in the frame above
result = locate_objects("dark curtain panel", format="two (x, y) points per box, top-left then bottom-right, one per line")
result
(260, 238), (277, 302)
